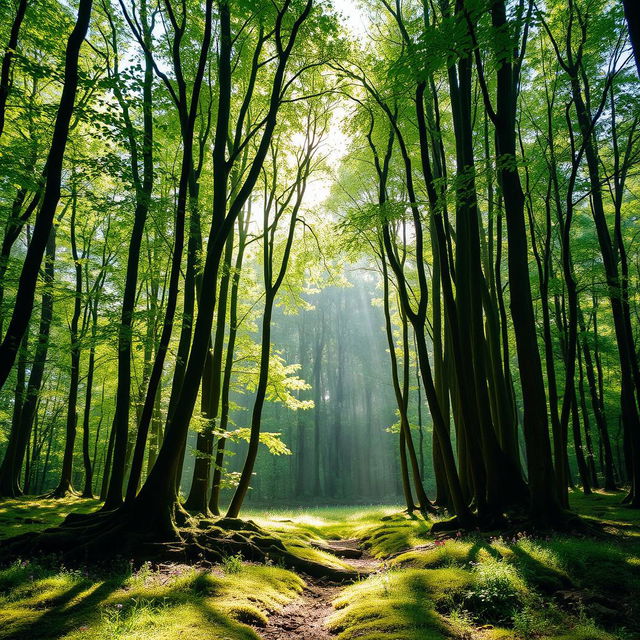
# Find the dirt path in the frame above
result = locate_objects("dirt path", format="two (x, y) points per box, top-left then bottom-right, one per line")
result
(257, 539), (382, 640)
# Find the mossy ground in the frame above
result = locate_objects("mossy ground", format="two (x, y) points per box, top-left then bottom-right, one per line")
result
(0, 497), (101, 540)
(0, 491), (638, 639)
(0, 557), (303, 640)
(322, 490), (639, 640)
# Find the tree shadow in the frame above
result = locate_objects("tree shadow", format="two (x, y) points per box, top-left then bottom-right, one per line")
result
(1, 572), (125, 640)
(0, 497), (100, 541)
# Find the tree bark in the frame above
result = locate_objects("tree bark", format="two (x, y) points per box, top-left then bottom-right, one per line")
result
(53, 186), (83, 497)
(0, 228), (55, 496)
(0, 0), (29, 138)
(106, 0), (155, 508)
(0, 0), (93, 388)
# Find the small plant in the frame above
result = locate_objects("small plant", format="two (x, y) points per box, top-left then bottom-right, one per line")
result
(127, 560), (154, 585)
(380, 574), (391, 597)
(461, 560), (524, 624)
(58, 563), (85, 580)
(446, 605), (475, 637)
(101, 597), (170, 634)
(222, 553), (244, 574)
(513, 600), (561, 637)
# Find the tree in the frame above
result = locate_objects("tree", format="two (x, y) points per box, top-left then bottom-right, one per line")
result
(0, 0), (93, 387)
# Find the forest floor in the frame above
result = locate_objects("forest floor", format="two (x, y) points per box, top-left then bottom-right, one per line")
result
(0, 491), (639, 639)
(258, 539), (382, 640)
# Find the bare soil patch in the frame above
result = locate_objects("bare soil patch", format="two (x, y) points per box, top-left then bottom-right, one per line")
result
(257, 539), (382, 640)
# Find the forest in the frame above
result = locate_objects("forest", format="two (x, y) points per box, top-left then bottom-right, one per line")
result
(0, 0), (640, 638)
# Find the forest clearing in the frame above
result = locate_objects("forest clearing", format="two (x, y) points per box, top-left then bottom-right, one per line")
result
(2, 0), (640, 637)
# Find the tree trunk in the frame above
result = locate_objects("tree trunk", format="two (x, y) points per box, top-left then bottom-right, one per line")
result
(105, 0), (155, 507)
(0, 229), (55, 496)
(53, 187), (83, 498)
(568, 70), (640, 505)
(184, 234), (233, 513)
(210, 212), (249, 514)
(488, 0), (561, 522)
(0, 0), (29, 138)
(0, 0), (93, 388)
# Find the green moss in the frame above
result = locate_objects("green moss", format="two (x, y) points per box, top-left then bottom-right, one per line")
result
(459, 557), (528, 625)
(0, 498), (100, 540)
(479, 630), (519, 640)
(390, 537), (573, 598)
(390, 541), (473, 569)
(0, 560), (303, 640)
(548, 623), (620, 640)
(283, 541), (355, 570)
(2, 497), (640, 640)
(329, 568), (472, 640)
(505, 539), (572, 593)
(358, 515), (432, 558)
(569, 489), (640, 536)
(544, 537), (640, 595)
(244, 504), (415, 542)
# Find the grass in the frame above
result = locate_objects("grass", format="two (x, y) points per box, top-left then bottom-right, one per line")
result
(328, 567), (472, 640)
(569, 489), (640, 536)
(0, 491), (638, 639)
(244, 505), (434, 559)
(0, 556), (303, 639)
(243, 504), (409, 539)
(0, 497), (101, 540)
(328, 490), (639, 640)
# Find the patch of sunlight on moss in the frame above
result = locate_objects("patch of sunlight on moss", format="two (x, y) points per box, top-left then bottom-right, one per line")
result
(545, 537), (640, 594)
(548, 625), (620, 640)
(0, 560), (303, 640)
(486, 630), (518, 640)
(390, 541), (473, 569)
(457, 556), (530, 626)
(359, 515), (432, 558)
(249, 516), (327, 542)
(284, 542), (355, 570)
(0, 497), (101, 540)
(243, 505), (413, 542)
(168, 564), (303, 612)
(473, 556), (527, 594)
(64, 601), (261, 640)
(328, 568), (472, 640)
(570, 489), (640, 529)
(396, 536), (572, 595)
(506, 539), (572, 592)
(4, 573), (82, 608)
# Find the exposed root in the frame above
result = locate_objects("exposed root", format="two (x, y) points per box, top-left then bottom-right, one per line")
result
(430, 514), (476, 535)
(0, 509), (363, 582)
(431, 509), (611, 540)
(40, 485), (79, 500)
(310, 540), (363, 559)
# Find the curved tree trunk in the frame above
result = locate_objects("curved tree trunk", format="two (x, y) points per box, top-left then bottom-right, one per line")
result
(0, 229), (55, 496)
(0, 0), (29, 138)
(104, 0), (155, 508)
(0, 0), (93, 389)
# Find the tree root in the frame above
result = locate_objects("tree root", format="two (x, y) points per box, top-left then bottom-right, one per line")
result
(430, 509), (611, 539)
(310, 540), (363, 559)
(40, 485), (79, 500)
(0, 509), (363, 582)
